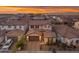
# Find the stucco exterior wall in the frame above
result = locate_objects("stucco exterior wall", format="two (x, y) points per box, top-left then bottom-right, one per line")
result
(26, 35), (55, 44)
(0, 36), (4, 43)
(0, 25), (27, 31)
(18, 35), (23, 41)
(29, 25), (52, 30)
(44, 38), (48, 44)
(53, 38), (56, 43)
(62, 38), (79, 46)
(39, 25), (52, 30)
(73, 22), (79, 29)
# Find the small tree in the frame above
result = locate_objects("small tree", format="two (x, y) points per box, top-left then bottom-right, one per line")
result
(16, 35), (27, 51)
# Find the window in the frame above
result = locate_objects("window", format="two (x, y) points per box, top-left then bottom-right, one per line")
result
(35, 25), (39, 28)
(30, 25), (34, 28)
(1, 26), (4, 28)
(8, 25), (11, 28)
(48, 25), (51, 28)
(19, 26), (22, 29)
(16, 26), (19, 29)
(14, 26), (16, 29)
(76, 40), (79, 44)
(44, 25), (47, 28)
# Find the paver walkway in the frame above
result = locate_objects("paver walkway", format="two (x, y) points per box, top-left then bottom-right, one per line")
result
(27, 41), (40, 51)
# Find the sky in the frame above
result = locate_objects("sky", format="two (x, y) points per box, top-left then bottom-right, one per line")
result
(0, 6), (79, 14)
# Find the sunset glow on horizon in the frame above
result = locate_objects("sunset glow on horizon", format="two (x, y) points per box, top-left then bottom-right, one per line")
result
(0, 6), (79, 14)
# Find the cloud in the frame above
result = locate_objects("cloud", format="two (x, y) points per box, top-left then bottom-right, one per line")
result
(0, 6), (79, 13)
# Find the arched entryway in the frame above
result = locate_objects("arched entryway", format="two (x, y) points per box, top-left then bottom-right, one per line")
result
(26, 30), (42, 51)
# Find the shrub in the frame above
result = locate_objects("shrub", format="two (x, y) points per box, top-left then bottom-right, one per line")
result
(16, 35), (27, 50)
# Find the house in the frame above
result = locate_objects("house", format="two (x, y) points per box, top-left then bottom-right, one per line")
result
(0, 18), (28, 31)
(26, 18), (56, 44)
(28, 14), (48, 20)
(50, 15), (74, 27)
(0, 16), (29, 42)
(54, 25), (79, 46)
(28, 19), (52, 31)
(26, 29), (56, 44)
(5, 29), (25, 41)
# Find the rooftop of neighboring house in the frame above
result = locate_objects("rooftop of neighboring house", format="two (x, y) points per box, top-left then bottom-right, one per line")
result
(51, 15), (79, 23)
(61, 15), (79, 22)
(6, 29), (25, 37)
(0, 18), (28, 25)
(28, 19), (51, 25)
(49, 16), (72, 24)
(28, 14), (49, 20)
(53, 25), (79, 39)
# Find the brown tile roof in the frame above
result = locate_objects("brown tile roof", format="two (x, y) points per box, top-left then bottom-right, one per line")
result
(0, 19), (28, 25)
(32, 16), (46, 20)
(26, 29), (56, 37)
(28, 20), (51, 25)
(43, 30), (56, 37)
(6, 29), (25, 37)
(54, 25), (79, 38)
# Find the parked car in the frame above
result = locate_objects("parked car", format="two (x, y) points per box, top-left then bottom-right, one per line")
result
(0, 39), (13, 52)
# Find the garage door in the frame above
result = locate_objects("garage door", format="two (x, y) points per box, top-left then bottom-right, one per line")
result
(29, 36), (39, 41)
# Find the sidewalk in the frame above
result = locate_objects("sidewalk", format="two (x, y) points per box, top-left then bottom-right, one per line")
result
(17, 51), (52, 53)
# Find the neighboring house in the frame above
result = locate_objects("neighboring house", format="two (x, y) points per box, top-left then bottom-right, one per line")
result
(50, 16), (74, 27)
(73, 21), (79, 29)
(28, 14), (48, 20)
(5, 29), (25, 41)
(0, 19), (28, 31)
(54, 25), (79, 46)
(0, 30), (6, 44)
(50, 16), (64, 24)
(0, 16), (29, 42)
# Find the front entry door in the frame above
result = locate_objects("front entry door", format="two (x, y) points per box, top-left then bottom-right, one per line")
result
(27, 36), (40, 51)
